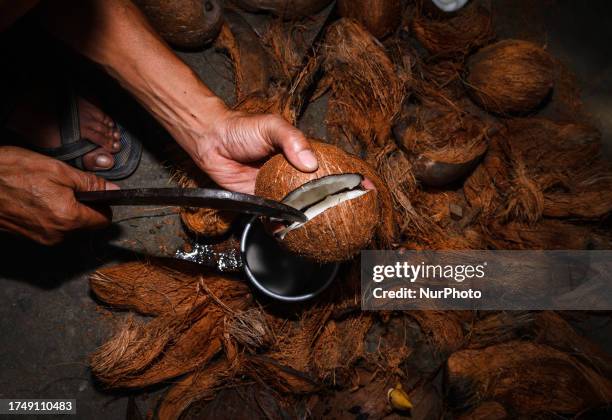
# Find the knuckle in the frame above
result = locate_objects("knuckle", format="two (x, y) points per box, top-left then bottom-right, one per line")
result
(51, 202), (79, 229)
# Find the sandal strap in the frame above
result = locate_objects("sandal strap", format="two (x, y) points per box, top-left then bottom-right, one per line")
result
(33, 81), (97, 162)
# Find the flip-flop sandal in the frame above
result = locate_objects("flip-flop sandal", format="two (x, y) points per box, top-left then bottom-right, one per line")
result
(2, 81), (142, 180)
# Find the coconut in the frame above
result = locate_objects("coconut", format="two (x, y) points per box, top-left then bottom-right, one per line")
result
(134, 0), (223, 49)
(412, 2), (494, 57)
(255, 141), (385, 262)
(465, 40), (555, 115)
(233, 0), (333, 19)
(447, 341), (612, 415)
(337, 0), (402, 39)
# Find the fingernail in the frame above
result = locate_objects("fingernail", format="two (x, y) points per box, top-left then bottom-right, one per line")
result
(95, 154), (112, 168)
(112, 141), (121, 150)
(362, 178), (376, 190)
(107, 120), (114, 127)
(297, 149), (318, 171)
(105, 182), (120, 191)
(113, 131), (120, 139)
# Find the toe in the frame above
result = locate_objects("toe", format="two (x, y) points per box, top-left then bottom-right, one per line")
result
(82, 149), (115, 171)
(81, 124), (116, 152)
(78, 98), (121, 151)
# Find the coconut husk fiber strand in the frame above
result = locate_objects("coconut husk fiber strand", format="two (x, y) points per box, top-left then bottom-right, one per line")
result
(447, 341), (612, 416)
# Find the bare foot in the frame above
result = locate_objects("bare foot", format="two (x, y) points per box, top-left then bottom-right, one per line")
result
(6, 79), (121, 171)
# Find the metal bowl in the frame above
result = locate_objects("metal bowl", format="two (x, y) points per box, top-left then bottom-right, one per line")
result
(241, 217), (339, 301)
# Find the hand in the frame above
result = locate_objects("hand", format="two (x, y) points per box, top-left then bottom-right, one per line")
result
(192, 110), (319, 194)
(0, 146), (117, 245)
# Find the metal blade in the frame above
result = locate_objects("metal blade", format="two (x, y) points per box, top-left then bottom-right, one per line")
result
(75, 188), (307, 223)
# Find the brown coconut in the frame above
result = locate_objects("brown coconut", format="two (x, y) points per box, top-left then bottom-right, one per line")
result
(447, 341), (612, 415)
(134, 0), (223, 49)
(412, 2), (494, 57)
(232, 0), (333, 19)
(255, 141), (389, 263)
(465, 40), (555, 115)
(337, 0), (402, 39)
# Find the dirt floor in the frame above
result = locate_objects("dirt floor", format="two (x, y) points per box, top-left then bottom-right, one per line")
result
(0, 1), (611, 418)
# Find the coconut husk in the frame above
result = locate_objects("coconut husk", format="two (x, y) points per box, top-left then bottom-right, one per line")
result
(447, 340), (612, 415)
(260, 19), (305, 81)
(91, 272), (250, 388)
(409, 311), (465, 355)
(267, 305), (333, 373)
(215, 11), (277, 103)
(307, 376), (393, 419)
(312, 315), (373, 383)
(232, 0), (333, 19)
(91, 259), (217, 316)
(180, 383), (296, 420)
(247, 355), (320, 394)
(324, 19), (408, 158)
(157, 358), (235, 420)
(502, 118), (602, 178)
(337, 0), (402, 40)
(412, 2), (494, 58)
(457, 401), (508, 420)
(485, 219), (594, 250)
(374, 145), (423, 237)
(466, 311), (535, 349)
(393, 106), (492, 187)
(134, 0), (223, 49)
(465, 39), (555, 115)
(532, 312), (612, 379)
(396, 185), (486, 250)
(498, 118), (612, 221)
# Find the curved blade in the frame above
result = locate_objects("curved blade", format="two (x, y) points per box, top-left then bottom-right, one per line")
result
(76, 188), (307, 223)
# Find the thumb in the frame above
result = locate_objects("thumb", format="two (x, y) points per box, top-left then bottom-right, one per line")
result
(62, 166), (116, 229)
(261, 115), (318, 172)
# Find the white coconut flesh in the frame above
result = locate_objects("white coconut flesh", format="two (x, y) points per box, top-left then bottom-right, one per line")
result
(276, 173), (371, 240)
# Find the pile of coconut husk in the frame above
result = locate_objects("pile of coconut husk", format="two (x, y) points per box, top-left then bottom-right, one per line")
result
(91, 2), (612, 419)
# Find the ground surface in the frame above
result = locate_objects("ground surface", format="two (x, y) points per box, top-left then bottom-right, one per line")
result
(0, 1), (611, 419)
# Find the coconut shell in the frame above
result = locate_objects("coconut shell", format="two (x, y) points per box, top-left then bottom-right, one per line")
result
(233, 0), (333, 19)
(465, 40), (555, 115)
(134, 0), (223, 49)
(255, 141), (385, 262)
(337, 0), (402, 39)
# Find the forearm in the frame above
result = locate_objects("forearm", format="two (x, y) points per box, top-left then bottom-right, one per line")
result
(39, 0), (228, 156)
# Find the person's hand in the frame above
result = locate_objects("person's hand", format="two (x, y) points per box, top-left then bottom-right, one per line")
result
(191, 110), (319, 194)
(0, 146), (116, 245)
